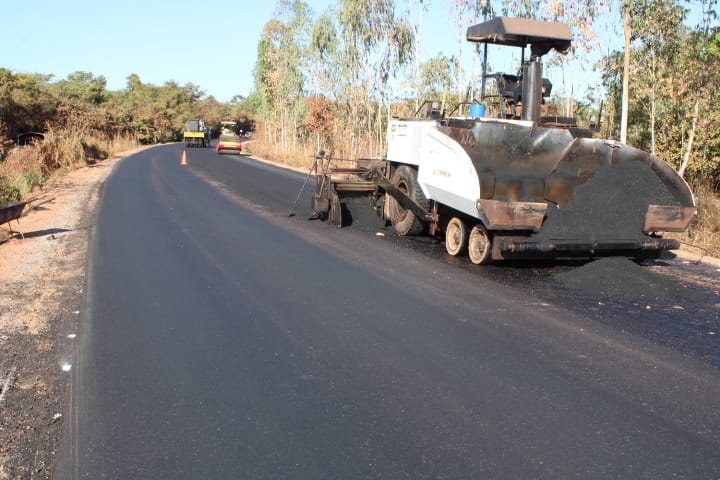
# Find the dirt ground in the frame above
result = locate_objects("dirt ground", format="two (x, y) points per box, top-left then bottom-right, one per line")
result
(0, 147), (718, 479)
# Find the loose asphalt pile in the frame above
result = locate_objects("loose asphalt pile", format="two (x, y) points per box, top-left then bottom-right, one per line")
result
(340, 197), (390, 232)
(554, 257), (707, 305)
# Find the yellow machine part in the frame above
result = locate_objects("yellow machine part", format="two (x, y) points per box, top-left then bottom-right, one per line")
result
(183, 131), (205, 138)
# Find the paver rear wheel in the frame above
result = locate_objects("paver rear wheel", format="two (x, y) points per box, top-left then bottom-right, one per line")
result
(468, 224), (492, 265)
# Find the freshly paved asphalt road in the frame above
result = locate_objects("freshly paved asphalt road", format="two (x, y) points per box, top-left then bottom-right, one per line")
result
(58, 144), (720, 478)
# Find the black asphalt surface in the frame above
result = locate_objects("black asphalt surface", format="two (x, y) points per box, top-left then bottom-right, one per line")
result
(58, 144), (720, 479)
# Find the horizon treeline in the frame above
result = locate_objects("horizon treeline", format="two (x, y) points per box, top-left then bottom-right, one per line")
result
(0, 69), (251, 149)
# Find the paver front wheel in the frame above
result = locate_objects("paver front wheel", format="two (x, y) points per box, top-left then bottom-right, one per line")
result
(388, 165), (428, 236)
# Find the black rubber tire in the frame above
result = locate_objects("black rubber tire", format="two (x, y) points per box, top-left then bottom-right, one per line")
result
(327, 189), (342, 227)
(445, 217), (468, 256)
(388, 165), (428, 236)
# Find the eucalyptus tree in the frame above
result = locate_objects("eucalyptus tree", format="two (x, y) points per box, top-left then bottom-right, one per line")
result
(308, 10), (340, 99)
(602, 0), (719, 183)
(447, 0), (494, 102)
(338, 0), (414, 156)
(602, 0), (665, 146)
(664, 26), (720, 181)
(417, 54), (459, 101)
(608, 0), (718, 180)
(619, 0), (632, 143)
(628, 0), (686, 155)
(408, 0), (432, 110)
(254, 0), (311, 152)
(676, 0), (718, 180)
(371, 11), (414, 149)
(309, 0), (414, 158)
(618, 0), (684, 146)
(307, 11), (341, 151)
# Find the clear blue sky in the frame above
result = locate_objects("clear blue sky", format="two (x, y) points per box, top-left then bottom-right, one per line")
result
(5, 1), (704, 104)
(3, 0), (279, 101)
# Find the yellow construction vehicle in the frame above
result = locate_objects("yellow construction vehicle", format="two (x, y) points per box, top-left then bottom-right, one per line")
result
(183, 119), (209, 148)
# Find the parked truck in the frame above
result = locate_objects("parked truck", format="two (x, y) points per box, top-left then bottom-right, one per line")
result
(310, 17), (696, 264)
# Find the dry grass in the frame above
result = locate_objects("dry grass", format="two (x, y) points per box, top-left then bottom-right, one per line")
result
(0, 145), (46, 201)
(671, 192), (720, 258)
(247, 123), (382, 173)
(244, 134), (317, 171)
(83, 133), (138, 162)
(105, 135), (138, 156)
(37, 128), (86, 173)
(0, 131), (138, 202)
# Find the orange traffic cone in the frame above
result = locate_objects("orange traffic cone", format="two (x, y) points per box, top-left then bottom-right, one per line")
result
(180, 149), (189, 165)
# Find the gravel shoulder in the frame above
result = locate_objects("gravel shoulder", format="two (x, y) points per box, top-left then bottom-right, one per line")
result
(0, 146), (717, 478)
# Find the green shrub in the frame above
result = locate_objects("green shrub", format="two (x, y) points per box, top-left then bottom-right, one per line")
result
(0, 176), (20, 202)
(15, 170), (45, 196)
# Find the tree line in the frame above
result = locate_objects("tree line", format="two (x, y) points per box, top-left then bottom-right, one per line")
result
(0, 69), (250, 152)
